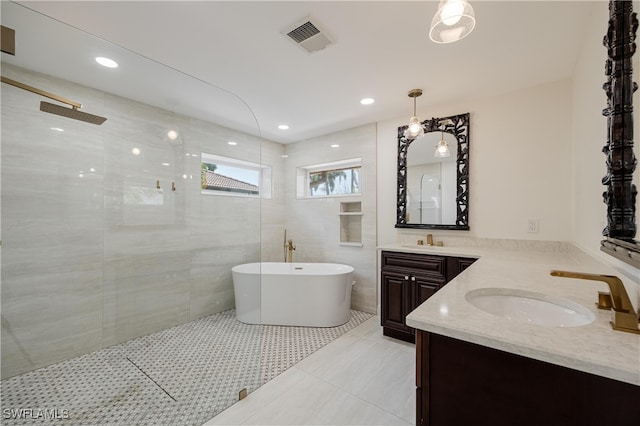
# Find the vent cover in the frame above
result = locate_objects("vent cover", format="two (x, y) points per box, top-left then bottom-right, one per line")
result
(284, 17), (334, 54)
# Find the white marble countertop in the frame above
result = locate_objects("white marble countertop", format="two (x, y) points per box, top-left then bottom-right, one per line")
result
(378, 241), (640, 386)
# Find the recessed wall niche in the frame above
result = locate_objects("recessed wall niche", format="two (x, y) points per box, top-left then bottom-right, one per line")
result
(339, 201), (363, 246)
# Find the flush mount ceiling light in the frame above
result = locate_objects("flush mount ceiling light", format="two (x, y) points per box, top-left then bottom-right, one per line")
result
(434, 131), (451, 158)
(360, 97), (375, 105)
(95, 56), (118, 68)
(404, 89), (424, 140)
(278, 124), (290, 130)
(429, 0), (476, 44)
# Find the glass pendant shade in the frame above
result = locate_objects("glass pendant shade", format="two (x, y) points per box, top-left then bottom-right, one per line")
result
(434, 138), (451, 158)
(430, 0), (476, 44)
(404, 89), (425, 139)
(406, 116), (424, 139)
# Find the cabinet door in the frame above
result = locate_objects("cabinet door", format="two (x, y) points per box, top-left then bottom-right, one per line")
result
(447, 256), (478, 281)
(412, 275), (441, 308)
(381, 270), (412, 333)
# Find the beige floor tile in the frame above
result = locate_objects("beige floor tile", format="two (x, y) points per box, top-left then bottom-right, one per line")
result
(207, 316), (416, 426)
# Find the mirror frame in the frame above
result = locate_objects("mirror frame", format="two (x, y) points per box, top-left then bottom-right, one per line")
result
(600, 0), (640, 269)
(396, 112), (470, 230)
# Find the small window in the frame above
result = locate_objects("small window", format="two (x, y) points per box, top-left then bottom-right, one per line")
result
(297, 158), (362, 198)
(201, 153), (272, 198)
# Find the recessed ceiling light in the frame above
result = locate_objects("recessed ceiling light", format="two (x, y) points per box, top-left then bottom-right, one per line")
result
(95, 57), (118, 68)
(281, 154), (289, 158)
(278, 124), (290, 130)
(360, 98), (375, 105)
(162, 162), (171, 166)
(50, 127), (64, 132)
(132, 147), (141, 155)
(228, 141), (238, 146)
(167, 130), (178, 140)
(331, 144), (340, 148)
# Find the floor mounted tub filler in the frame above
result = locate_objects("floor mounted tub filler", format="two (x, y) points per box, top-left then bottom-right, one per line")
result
(232, 262), (355, 327)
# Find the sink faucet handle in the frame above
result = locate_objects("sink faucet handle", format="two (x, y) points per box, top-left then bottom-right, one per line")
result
(596, 291), (613, 310)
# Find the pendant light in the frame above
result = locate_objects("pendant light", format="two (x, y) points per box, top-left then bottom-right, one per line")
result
(404, 89), (424, 139)
(429, 0), (476, 44)
(434, 131), (451, 158)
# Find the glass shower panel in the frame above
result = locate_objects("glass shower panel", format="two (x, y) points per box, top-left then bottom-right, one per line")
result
(0, 64), (107, 377)
(1, 2), (263, 424)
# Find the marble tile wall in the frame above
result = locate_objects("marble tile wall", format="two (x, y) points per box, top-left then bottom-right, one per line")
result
(1, 64), (284, 378)
(283, 124), (378, 314)
(1, 65), (107, 378)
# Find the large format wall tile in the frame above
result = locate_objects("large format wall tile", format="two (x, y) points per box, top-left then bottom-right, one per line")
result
(283, 124), (378, 314)
(1, 64), (276, 378)
(1, 60), (378, 379)
(1, 66), (106, 378)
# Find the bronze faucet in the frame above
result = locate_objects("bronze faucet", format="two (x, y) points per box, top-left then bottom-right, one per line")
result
(285, 239), (296, 263)
(426, 234), (434, 246)
(550, 270), (640, 334)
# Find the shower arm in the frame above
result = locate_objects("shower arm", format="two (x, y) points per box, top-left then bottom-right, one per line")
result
(1, 76), (82, 109)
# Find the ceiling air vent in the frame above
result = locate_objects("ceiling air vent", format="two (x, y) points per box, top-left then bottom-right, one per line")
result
(284, 17), (334, 54)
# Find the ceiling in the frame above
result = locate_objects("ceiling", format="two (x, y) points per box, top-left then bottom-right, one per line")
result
(2, 1), (597, 144)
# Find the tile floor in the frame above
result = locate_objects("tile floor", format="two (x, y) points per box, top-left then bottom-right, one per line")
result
(1, 310), (373, 425)
(206, 316), (416, 426)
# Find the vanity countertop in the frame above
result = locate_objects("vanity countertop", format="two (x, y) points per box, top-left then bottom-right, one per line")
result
(378, 242), (640, 386)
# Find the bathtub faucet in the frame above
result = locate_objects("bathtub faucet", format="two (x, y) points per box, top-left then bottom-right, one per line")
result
(285, 239), (296, 263)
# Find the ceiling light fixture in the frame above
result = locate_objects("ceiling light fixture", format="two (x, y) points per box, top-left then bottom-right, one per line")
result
(404, 89), (424, 140)
(429, 0), (476, 44)
(278, 124), (289, 130)
(360, 97), (375, 105)
(435, 131), (451, 158)
(95, 56), (118, 68)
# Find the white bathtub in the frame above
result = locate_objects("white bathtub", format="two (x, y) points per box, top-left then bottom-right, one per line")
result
(232, 262), (355, 327)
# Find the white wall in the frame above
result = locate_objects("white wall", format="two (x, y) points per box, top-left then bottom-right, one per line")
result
(377, 0), (639, 308)
(378, 79), (573, 246)
(571, 2), (640, 291)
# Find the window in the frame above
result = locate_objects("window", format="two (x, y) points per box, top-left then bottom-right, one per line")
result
(297, 158), (362, 198)
(201, 153), (272, 198)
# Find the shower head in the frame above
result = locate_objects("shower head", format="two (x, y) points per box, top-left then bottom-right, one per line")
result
(1, 76), (107, 125)
(40, 101), (107, 125)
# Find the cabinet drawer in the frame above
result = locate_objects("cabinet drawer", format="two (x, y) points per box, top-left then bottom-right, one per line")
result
(381, 251), (447, 278)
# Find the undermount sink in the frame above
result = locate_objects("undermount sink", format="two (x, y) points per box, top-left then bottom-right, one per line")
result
(401, 244), (436, 249)
(465, 288), (595, 327)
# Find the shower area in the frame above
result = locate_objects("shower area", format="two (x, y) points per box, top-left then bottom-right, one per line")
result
(0, 3), (372, 425)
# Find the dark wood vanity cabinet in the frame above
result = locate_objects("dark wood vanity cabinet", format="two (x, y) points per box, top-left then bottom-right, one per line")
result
(380, 251), (475, 343)
(416, 331), (640, 426)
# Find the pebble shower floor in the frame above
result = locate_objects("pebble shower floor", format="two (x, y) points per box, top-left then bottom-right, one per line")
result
(1, 309), (372, 425)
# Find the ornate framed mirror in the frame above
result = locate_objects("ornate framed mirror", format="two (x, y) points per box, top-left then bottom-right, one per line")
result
(600, 0), (639, 268)
(396, 112), (469, 230)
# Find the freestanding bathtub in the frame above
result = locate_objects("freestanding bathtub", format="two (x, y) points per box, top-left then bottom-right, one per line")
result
(231, 262), (355, 327)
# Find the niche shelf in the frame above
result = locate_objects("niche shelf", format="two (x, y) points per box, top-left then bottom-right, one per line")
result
(339, 202), (363, 246)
